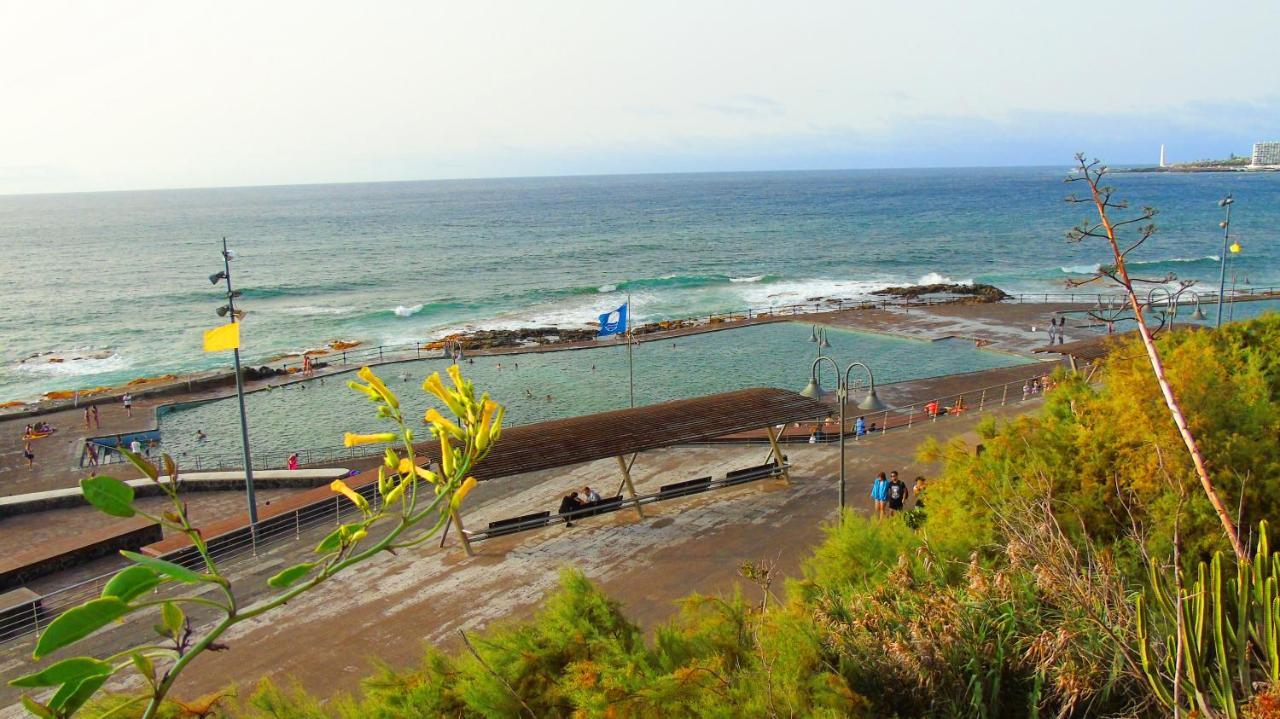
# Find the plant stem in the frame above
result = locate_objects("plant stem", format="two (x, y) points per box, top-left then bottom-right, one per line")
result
(1082, 166), (1247, 561)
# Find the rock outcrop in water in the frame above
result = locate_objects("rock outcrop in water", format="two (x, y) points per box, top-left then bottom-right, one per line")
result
(872, 282), (1010, 302)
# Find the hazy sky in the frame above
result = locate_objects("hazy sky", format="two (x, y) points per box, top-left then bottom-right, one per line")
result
(2, 0), (1278, 194)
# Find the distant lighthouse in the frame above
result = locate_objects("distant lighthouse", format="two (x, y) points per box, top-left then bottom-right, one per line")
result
(1159, 144), (1167, 168)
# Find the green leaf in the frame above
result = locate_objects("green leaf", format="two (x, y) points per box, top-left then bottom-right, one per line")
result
(119, 551), (208, 583)
(131, 652), (155, 684)
(161, 601), (184, 636)
(48, 671), (111, 714)
(9, 657), (113, 688)
(33, 598), (130, 659)
(267, 562), (316, 589)
(101, 566), (160, 603)
(80, 476), (135, 518)
(314, 527), (344, 554)
(20, 695), (54, 719)
(118, 446), (158, 481)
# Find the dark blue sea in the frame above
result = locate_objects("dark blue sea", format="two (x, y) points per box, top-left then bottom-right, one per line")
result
(2, 167), (1276, 401)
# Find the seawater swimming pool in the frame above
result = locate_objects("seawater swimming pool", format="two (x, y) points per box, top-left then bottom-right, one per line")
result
(1065, 297), (1280, 333)
(157, 322), (1034, 465)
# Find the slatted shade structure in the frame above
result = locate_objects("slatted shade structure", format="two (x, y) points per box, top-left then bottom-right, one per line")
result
(468, 387), (829, 482)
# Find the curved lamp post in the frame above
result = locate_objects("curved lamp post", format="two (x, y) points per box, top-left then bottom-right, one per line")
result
(1190, 292), (1208, 321)
(1147, 286), (1179, 330)
(800, 357), (886, 519)
(1216, 194), (1235, 327)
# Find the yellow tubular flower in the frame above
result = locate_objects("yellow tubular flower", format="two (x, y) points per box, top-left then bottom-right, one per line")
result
(357, 367), (399, 409)
(475, 400), (498, 451)
(346, 380), (380, 401)
(377, 466), (390, 496)
(488, 406), (506, 445)
(345, 432), (397, 447)
(383, 480), (407, 506)
(423, 372), (467, 417)
(452, 476), (478, 509)
(439, 433), (456, 478)
(330, 480), (370, 513)
(424, 408), (465, 440)
(413, 466), (438, 483)
(446, 363), (466, 392)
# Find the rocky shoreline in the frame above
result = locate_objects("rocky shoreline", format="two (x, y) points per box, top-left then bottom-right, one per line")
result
(4, 287), (1007, 413)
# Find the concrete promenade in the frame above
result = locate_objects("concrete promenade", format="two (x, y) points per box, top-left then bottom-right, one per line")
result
(0, 399), (1035, 712)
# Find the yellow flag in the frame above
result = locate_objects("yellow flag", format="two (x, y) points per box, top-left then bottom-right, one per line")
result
(203, 322), (240, 352)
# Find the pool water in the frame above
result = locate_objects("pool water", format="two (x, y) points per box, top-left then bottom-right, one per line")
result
(1067, 297), (1280, 333)
(157, 322), (1032, 464)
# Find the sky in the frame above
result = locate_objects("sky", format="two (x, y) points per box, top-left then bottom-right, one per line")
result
(1, 0), (1278, 194)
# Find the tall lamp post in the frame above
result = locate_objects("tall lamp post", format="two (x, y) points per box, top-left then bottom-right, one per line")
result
(209, 238), (259, 535)
(800, 357), (885, 520)
(1216, 194), (1235, 328)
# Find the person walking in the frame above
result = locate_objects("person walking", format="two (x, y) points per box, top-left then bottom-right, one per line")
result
(887, 471), (909, 516)
(121, 393), (133, 417)
(91, 404), (100, 429)
(912, 476), (927, 509)
(287, 453), (300, 470)
(855, 416), (866, 437)
(85, 441), (99, 468)
(84, 405), (92, 429)
(870, 472), (889, 519)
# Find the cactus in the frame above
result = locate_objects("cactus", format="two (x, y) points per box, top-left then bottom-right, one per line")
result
(1136, 521), (1280, 717)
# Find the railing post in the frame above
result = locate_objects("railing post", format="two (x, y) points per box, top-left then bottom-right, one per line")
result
(342, 351), (347, 365)
(881, 410), (888, 435)
(1001, 383), (1008, 406)
(379, 346), (384, 362)
(907, 406), (914, 428)
(415, 342), (420, 359)
(979, 389), (986, 411)
(295, 510), (301, 540)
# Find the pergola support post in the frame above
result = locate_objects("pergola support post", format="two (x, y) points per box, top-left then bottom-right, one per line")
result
(451, 510), (474, 557)
(764, 425), (790, 484)
(616, 456), (645, 519)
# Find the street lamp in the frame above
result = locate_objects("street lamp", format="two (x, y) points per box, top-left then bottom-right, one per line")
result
(1216, 194), (1235, 327)
(800, 357), (885, 520)
(1146, 286), (1178, 330)
(210, 238), (259, 537)
(1190, 292), (1208, 321)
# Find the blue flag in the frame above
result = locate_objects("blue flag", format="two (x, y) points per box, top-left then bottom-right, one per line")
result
(597, 303), (628, 337)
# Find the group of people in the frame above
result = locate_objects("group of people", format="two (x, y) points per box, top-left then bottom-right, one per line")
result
(1021, 375), (1055, 400)
(807, 415), (876, 443)
(870, 471), (925, 518)
(556, 485), (604, 527)
(82, 404), (101, 429)
(1045, 316), (1067, 345)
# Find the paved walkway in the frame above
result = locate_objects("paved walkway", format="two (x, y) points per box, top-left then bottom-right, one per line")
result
(0, 401), (1034, 712)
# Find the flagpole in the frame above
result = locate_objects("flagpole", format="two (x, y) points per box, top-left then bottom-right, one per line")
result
(627, 293), (635, 408)
(221, 238), (259, 536)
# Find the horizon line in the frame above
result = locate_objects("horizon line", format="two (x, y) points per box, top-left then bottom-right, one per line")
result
(0, 160), (1152, 199)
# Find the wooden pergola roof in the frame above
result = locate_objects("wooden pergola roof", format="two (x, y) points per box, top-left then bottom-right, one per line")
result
(469, 387), (829, 481)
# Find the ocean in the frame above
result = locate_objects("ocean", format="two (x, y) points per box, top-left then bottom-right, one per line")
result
(2, 167), (1277, 402)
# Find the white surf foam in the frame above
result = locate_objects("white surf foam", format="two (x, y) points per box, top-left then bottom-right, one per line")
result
(279, 305), (355, 316)
(729, 275), (765, 283)
(393, 304), (425, 317)
(1060, 263), (1102, 275)
(597, 284), (617, 293)
(916, 272), (972, 286)
(16, 351), (130, 377)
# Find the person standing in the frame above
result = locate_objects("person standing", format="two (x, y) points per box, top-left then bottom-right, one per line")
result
(287, 453), (300, 470)
(84, 405), (92, 429)
(870, 472), (889, 518)
(130, 437), (143, 456)
(912, 476), (927, 509)
(887, 471), (909, 515)
(23, 441), (35, 469)
(122, 393), (133, 417)
(855, 416), (866, 437)
(91, 404), (100, 428)
(85, 441), (99, 467)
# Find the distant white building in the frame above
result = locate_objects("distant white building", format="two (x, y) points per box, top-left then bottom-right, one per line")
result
(1251, 142), (1280, 167)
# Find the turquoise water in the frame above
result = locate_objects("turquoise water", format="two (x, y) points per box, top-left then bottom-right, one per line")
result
(1066, 297), (1280, 333)
(3, 168), (1277, 402)
(157, 322), (1032, 465)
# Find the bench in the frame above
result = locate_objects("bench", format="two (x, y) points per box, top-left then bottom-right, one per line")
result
(465, 462), (788, 543)
(0, 588), (43, 642)
(657, 476), (712, 499)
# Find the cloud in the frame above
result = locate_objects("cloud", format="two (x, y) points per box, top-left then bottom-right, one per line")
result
(701, 94), (786, 119)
